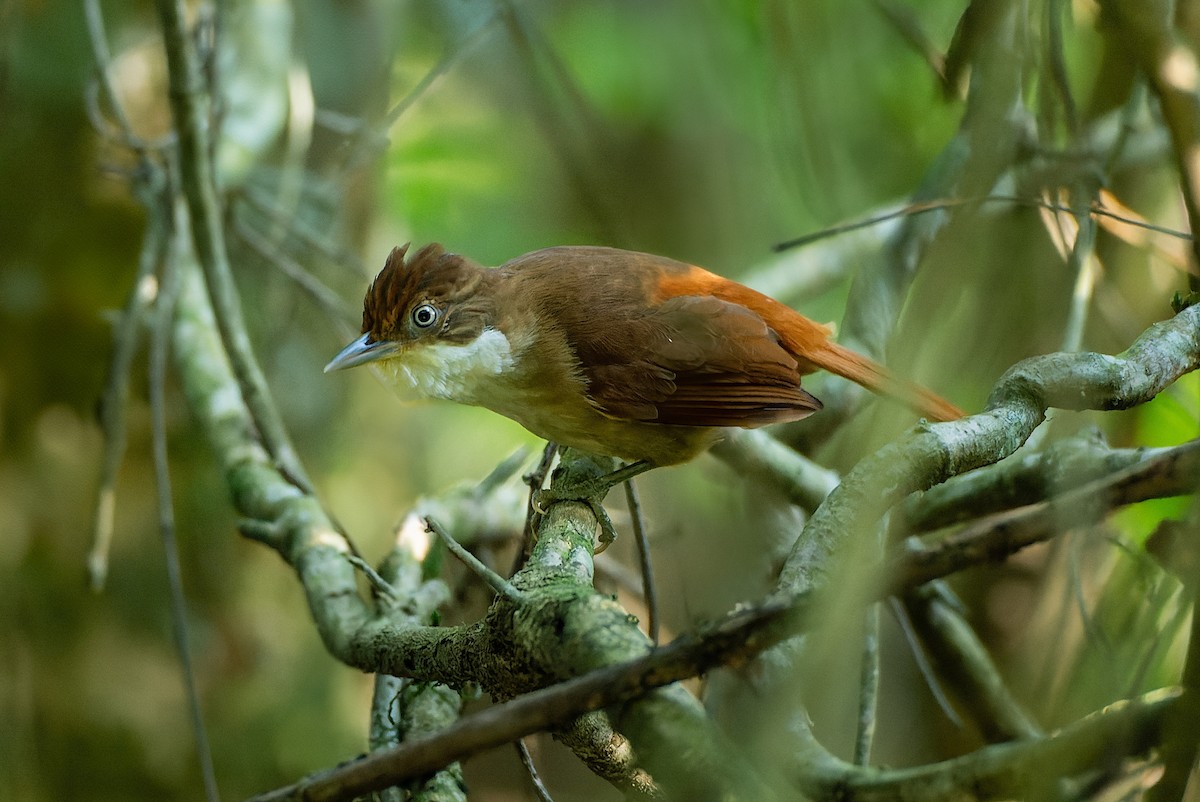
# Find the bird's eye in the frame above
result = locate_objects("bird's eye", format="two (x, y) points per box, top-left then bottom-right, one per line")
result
(411, 303), (439, 329)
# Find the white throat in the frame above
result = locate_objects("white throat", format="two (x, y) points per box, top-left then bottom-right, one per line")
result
(382, 327), (515, 403)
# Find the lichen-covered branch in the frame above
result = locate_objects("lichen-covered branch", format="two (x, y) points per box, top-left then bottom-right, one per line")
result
(247, 593), (803, 802)
(895, 430), (1172, 535)
(155, 0), (312, 489)
(890, 436), (1200, 594)
(799, 688), (1177, 802)
(247, 582), (1178, 802)
(173, 264), (382, 660)
(368, 527), (463, 802)
(780, 301), (1200, 598)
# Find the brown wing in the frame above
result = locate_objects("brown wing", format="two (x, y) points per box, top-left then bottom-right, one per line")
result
(576, 295), (823, 427)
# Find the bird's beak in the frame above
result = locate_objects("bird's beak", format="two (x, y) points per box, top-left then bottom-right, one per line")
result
(324, 334), (402, 373)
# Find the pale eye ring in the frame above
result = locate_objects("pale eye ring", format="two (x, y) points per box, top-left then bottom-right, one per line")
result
(411, 303), (439, 329)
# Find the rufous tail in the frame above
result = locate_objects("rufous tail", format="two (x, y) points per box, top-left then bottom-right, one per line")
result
(667, 264), (965, 421)
(801, 340), (963, 422)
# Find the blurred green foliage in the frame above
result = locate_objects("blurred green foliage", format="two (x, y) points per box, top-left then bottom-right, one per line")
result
(1, 0), (1197, 800)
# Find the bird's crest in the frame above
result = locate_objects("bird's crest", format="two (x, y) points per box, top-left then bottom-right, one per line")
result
(361, 243), (486, 342)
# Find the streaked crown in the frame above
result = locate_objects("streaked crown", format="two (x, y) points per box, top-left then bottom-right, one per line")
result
(361, 243), (494, 345)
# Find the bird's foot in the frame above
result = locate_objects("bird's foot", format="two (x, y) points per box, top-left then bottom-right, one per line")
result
(532, 459), (653, 554)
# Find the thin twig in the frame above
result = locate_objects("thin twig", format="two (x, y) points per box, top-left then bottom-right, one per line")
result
(772, 193), (1193, 253)
(1105, 0), (1200, 288)
(1103, 77), (1147, 177)
(152, 227), (220, 802)
(476, 448), (530, 497)
(902, 583), (1041, 741)
(515, 739), (556, 802)
(1061, 187), (1101, 354)
(497, 0), (624, 242)
(1125, 575), (1189, 697)
(198, 1), (222, 133)
(232, 214), (359, 326)
(426, 516), (522, 603)
(88, 181), (168, 591)
(1067, 531), (1113, 654)
(384, 13), (501, 128)
(83, 0), (147, 151)
(347, 555), (399, 602)
(872, 0), (948, 87)
(84, 0), (173, 593)
(888, 597), (965, 730)
(1045, 0), (1079, 137)
(593, 556), (645, 599)
(333, 10), (502, 175)
(512, 442), (557, 576)
(624, 479), (659, 644)
(235, 187), (371, 277)
(710, 429), (839, 514)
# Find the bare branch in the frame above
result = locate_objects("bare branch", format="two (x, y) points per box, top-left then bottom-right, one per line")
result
(853, 602), (882, 765)
(231, 215), (359, 327)
(710, 429), (839, 514)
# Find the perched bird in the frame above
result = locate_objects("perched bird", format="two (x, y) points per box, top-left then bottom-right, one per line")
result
(326, 243), (961, 470)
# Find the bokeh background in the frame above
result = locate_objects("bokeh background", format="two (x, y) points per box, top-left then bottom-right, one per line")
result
(2, 1), (1198, 800)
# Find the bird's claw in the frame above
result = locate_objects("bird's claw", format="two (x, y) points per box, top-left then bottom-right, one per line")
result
(531, 459), (651, 554)
(531, 486), (619, 553)
(530, 489), (550, 516)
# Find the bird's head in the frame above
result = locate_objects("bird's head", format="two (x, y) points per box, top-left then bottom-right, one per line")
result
(324, 243), (510, 400)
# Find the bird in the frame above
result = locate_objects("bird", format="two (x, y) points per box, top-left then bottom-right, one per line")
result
(325, 243), (962, 532)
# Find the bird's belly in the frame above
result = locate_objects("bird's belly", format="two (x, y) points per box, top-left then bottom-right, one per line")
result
(480, 382), (719, 465)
